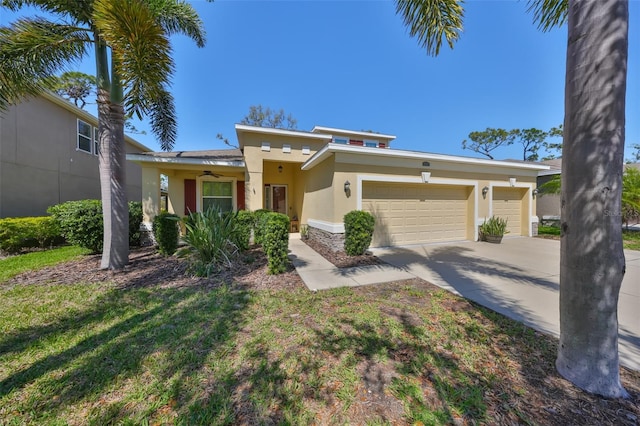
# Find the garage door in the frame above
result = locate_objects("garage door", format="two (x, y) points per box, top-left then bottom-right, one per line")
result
(492, 187), (524, 236)
(362, 182), (469, 247)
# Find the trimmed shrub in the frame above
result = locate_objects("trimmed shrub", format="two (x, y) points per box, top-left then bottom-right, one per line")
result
(178, 206), (241, 277)
(0, 216), (62, 254)
(344, 210), (375, 256)
(152, 211), (180, 255)
(48, 200), (143, 253)
(253, 209), (271, 245)
(262, 212), (290, 274)
(128, 201), (143, 247)
(48, 200), (103, 253)
(235, 210), (254, 251)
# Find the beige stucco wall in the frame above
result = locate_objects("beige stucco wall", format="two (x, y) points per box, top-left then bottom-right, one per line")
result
(0, 95), (145, 218)
(139, 166), (245, 224)
(314, 153), (538, 239)
(241, 131), (327, 214)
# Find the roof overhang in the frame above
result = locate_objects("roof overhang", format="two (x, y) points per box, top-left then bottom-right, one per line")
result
(235, 124), (332, 140)
(126, 153), (245, 168)
(311, 126), (396, 141)
(301, 144), (551, 173)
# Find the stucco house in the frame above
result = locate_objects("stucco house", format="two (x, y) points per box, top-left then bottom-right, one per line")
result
(0, 92), (150, 218)
(128, 124), (549, 249)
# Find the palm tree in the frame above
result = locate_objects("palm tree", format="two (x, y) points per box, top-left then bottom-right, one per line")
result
(395, 0), (629, 398)
(0, 0), (206, 270)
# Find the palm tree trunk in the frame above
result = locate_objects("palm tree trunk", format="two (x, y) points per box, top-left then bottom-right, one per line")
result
(556, 0), (628, 398)
(97, 88), (129, 270)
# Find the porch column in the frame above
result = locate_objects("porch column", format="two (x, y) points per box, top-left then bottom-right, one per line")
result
(245, 170), (264, 211)
(141, 166), (160, 225)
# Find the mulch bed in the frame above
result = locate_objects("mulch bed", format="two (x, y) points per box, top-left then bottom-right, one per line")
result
(5, 245), (305, 291)
(301, 237), (384, 268)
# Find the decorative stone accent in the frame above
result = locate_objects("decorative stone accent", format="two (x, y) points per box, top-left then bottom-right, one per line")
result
(531, 221), (539, 237)
(308, 226), (344, 252)
(139, 223), (155, 247)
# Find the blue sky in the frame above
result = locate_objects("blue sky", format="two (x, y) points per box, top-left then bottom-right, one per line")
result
(2, 0), (638, 160)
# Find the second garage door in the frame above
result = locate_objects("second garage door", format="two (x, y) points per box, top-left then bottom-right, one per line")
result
(491, 187), (525, 236)
(362, 182), (470, 247)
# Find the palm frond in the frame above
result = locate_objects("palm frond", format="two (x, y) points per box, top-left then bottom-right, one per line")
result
(147, 89), (177, 151)
(2, 0), (95, 25)
(93, 0), (174, 105)
(146, 0), (206, 47)
(527, 0), (568, 32)
(395, 0), (464, 56)
(0, 17), (89, 109)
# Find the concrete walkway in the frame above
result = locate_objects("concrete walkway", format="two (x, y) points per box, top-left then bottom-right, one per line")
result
(288, 235), (640, 371)
(288, 234), (414, 290)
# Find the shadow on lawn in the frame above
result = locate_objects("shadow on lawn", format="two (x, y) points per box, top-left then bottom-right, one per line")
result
(0, 280), (252, 424)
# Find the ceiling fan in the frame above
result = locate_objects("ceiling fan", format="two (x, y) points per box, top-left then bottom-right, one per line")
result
(198, 170), (222, 178)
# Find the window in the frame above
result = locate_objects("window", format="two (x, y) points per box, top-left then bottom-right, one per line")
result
(349, 139), (364, 146)
(332, 137), (348, 144)
(364, 139), (379, 148)
(93, 127), (99, 156)
(202, 181), (233, 212)
(77, 119), (92, 153)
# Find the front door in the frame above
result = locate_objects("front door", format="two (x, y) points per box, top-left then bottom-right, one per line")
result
(265, 184), (288, 215)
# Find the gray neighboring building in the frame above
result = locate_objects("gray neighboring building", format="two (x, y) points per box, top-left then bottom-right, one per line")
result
(0, 92), (150, 218)
(536, 158), (562, 220)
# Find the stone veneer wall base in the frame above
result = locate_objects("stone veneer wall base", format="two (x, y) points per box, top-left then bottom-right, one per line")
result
(308, 226), (345, 252)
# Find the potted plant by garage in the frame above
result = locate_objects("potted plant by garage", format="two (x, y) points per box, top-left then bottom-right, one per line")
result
(479, 216), (508, 244)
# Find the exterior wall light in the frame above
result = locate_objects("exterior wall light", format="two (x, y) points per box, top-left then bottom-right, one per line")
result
(532, 188), (539, 198)
(278, 164), (283, 173)
(482, 186), (489, 199)
(344, 180), (351, 193)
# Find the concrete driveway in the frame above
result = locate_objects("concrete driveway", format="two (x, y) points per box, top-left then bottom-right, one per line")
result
(370, 237), (640, 371)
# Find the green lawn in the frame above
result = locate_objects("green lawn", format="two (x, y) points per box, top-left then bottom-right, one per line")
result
(539, 226), (640, 251)
(623, 229), (640, 250)
(0, 251), (637, 425)
(0, 246), (90, 282)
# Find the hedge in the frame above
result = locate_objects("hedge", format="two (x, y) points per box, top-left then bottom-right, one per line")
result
(0, 216), (62, 254)
(48, 200), (143, 253)
(344, 210), (375, 256)
(153, 211), (180, 256)
(261, 212), (290, 274)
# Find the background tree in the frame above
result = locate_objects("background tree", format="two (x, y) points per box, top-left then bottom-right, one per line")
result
(461, 127), (515, 160)
(0, 0), (206, 270)
(49, 71), (145, 135)
(49, 71), (95, 109)
(626, 143), (640, 163)
(542, 124), (564, 160)
(396, 0), (630, 397)
(218, 104), (299, 148)
(513, 128), (548, 161)
(240, 104), (298, 129)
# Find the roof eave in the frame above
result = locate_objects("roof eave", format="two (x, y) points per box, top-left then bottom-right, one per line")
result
(126, 153), (245, 168)
(301, 144), (551, 172)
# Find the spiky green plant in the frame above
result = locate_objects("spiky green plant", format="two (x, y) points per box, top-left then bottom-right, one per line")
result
(178, 207), (241, 277)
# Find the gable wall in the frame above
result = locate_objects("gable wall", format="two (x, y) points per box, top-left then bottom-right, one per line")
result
(0, 96), (145, 217)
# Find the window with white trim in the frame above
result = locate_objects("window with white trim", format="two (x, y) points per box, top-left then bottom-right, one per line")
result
(364, 139), (379, 147)
(202, 181), (233, 212)
(77, 119), (92, 153)
(93, 127), (99, 156)
(332, 136), (348, 144)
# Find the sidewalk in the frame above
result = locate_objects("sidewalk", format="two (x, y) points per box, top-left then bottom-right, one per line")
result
(287, 234), (413, 290)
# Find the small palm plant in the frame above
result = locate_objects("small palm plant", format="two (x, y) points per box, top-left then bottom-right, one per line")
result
(479, 216), (508, 243)
(178, 207), (241, 277)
